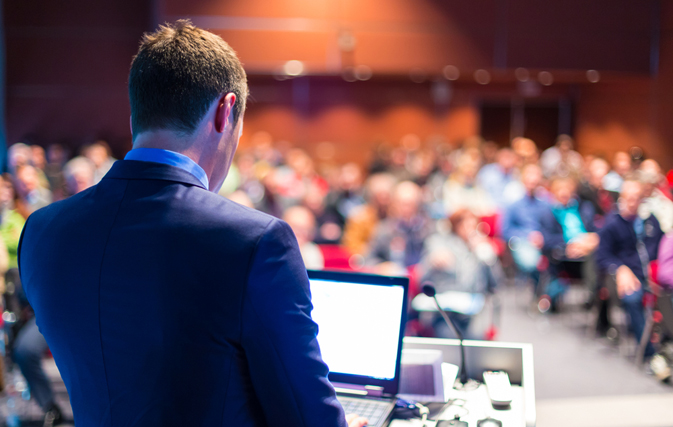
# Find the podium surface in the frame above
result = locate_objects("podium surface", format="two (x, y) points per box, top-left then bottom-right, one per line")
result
(395, 337), (536, 427)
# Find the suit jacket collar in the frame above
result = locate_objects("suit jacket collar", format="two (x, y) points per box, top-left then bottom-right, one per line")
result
(103, 160), (208, 190)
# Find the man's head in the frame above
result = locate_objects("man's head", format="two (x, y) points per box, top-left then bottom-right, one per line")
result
(634, 159), (661, 199)
(15, 164), (40, 196)
(612, 151), (632, 177)
(64, 157), (96, 195)
(84, 141), (112, 168)
(31, 145), (46, 170)
(391, 181), (422, 221)
(496, 148), (518, 174)
(521, 163), (543, 194)
(449, 208), (478, 242)
(129, 20), (248, 191)
(618, 176), (643, 220)
(283, 205), (317, 248)
(365, 173), (396, 211)
(588, 157), (610, 188)
(0, 174), (15, 208)
(8, 143), (32, 173)
(556, 135), (574, 153)
(550, 175), (577, 206)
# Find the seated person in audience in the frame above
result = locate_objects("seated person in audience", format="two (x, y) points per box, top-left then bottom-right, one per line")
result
(63, 156), (96, 197)
(419, 208), (498, 337)
(443, 148), (496, 216)
(5, 169), (72, 425)
(284, 205), (325, 270)
(45, 144), (68, 202)
(503, 164), (548, 291)
(367, 181), (432, 270)
(540, 176), (599, 309)
(82, 140), (116, 185)
(0, 174), (26, 270)
(596, 177), (663, 358)
(540, 135), (583, 179)
(603, 151), (632, 193)
(8, 143), (33, 175)
(342, 173), (396, 256)
(14, 164), (52, 218)
(304, 182), (344, 244)
(577, 157), (615, 228)
(477, 147), (523, 209)
(511, 137), (539, 167)
(638, 159), (673, 233)
(327, 162), (365, 221)
(30, 145), (51, 190)
(658, 232), (673, 292)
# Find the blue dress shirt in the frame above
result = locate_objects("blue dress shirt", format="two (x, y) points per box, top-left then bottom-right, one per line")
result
(502, 194), (549, 241)
(125, 148), (209, 190)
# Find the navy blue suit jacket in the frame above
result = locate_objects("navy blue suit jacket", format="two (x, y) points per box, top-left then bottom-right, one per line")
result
(18, 160), (346, 427)
(596, 213), (663, 283)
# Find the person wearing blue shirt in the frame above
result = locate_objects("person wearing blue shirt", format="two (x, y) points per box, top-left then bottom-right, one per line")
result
(477, 148), (523, 209)
(503, 164), (548, 291)
(18, 21), (367, 427)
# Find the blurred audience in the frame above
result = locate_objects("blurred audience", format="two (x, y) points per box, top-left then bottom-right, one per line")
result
(4, 130), (673, 374)
(367, 181), (432, 269)
(638, 159), (673, 233)
(603, 151), (632, 193)
(0, 174), (25, 269)
(477, 148), (523, 209)
(342, 173), (396, 256)
(577, 157), (614, 228)
(83, 140), (116, 184)
(540, 135), (583, 179)
(503, 164), (547, 290)
(283, 205), (325, 270)
(63, 157), (96, 197)
(540, 176), (599, 308)
(419, 208), (498, 337)
(14, 164), (52, 217)
(443, 148), (495, 216)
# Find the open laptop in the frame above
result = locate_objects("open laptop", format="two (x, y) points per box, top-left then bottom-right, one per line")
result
(307, 270), (408, 427)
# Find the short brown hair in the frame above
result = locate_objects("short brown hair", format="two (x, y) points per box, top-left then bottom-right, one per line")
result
(129, 20), (248, 139)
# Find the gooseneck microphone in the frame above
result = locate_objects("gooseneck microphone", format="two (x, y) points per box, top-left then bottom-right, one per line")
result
(421, 282), (468, 385)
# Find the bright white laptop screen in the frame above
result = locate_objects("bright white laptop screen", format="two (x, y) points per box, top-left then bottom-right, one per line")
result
(309, 278), (406, 380)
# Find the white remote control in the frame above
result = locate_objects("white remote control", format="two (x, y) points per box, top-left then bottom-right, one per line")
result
(483, 370), (513, 407)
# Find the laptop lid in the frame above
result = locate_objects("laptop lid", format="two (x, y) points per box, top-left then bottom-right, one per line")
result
(307, 270), (408, 396)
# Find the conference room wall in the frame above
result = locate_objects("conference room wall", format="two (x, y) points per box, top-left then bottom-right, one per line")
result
(6, 0), (673, 171)
(5, 0), (148, 157)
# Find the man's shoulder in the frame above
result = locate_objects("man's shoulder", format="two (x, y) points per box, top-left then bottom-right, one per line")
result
(26, 182), (280, 242)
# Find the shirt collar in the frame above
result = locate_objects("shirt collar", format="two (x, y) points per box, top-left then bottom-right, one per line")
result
(124, 148), (209, 190)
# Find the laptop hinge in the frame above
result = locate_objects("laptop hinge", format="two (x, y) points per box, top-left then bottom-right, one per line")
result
(334, 383), (385, 397)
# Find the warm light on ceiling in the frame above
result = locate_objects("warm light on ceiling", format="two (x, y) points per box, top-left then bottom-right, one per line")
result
(443, 65), (460, 81)
(474, 69), (491, 85)
(587, 69), (600, 83)
(284, 60), (304, 76)
(538, 71), (553, 86)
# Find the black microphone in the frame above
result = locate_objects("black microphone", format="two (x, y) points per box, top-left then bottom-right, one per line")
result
(422, 282), (468, 385)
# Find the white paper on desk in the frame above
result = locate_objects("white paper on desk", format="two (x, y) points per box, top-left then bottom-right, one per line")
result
(412, 291), (485, 315)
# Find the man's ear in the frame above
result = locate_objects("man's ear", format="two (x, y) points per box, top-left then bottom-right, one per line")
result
(215, 93), (237, 133)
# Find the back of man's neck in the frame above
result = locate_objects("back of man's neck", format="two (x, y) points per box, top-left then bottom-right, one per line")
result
(132, 131), (202, 166)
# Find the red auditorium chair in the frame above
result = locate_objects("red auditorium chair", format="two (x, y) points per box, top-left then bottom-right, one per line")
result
(318, 244), (355, 271)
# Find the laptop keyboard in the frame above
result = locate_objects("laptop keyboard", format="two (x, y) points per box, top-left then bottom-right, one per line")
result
(337, 396), (392, 427)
